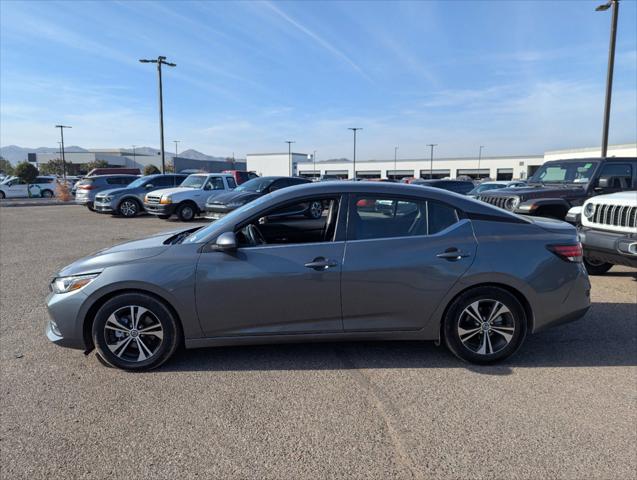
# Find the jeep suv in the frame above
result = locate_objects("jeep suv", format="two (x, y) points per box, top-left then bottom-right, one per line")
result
(477, 157), (637, 220)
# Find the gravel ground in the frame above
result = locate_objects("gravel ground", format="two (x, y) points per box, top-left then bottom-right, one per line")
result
(1, 205), (636, 480)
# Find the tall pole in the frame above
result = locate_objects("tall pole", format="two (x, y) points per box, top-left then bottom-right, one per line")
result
(285, 140), (295, 176)
(132, 145), (137, 168)
(348, 128), (361, 180)
(394, 146), (398, 176)
(174, 140), (180, 157)
(55, 125), (71, 181)
(140, 56), (176, 173)
(427, 144), (437, 179)
(313, 150), (317, 179)
(478, 145), (484, 178)
(596, 0), (619, 158)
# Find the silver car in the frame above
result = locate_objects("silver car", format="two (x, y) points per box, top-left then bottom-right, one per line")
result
(46, 182), (591, 370)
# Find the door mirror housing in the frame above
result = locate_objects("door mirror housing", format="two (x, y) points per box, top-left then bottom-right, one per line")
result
(214, 232), (237, 252)
(145, 183), (154, 189)
(597, 177), (610, 189)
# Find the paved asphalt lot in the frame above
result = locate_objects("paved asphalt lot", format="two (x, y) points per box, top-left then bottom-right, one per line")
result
(1, 205), (635, 479)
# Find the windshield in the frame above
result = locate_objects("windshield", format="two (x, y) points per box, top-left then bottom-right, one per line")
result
(235, 177), (273, 193)
(184, 194), (274, 244)
(180, 175), (207, 189)
(126, 177), (149, 189)
(529, 161), (598, 184)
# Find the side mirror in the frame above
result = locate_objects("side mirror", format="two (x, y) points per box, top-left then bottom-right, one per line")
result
(214, 232), (237, 252)
(597, 177), (610, 189)
(145, 183), (154, 189)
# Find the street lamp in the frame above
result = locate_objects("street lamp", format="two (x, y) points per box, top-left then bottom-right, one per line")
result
(478, 145), (485, 178)
(595, 0), (620, 158)
(394, 146), (399, 178)
(54, 125), (71, 180)
(348, 128), (362, 180)
(427, 144), (437, 179)
(285, 140), (295, 176)
(131, 145), (137, 167)
(313, 150), (317, 179)
(139, 56), (177, 173)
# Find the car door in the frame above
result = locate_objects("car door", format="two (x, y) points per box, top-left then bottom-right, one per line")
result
(6, 179), (28, 198)
(341, 194), (477, 332)
(195, 195), (346, 337)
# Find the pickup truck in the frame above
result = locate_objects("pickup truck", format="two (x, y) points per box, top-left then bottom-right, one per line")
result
(477, 157), (637, 220)
(143, 173), (236, 221)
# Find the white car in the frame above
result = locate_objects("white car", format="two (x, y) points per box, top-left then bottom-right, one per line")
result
(143, 173), (236, 221)
(0, 175), (58, 199)
(578, 191), (637, 274)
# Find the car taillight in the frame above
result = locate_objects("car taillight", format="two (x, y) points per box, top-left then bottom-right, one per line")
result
(548, 243), (583, 263)
(78, 184), (95, 190)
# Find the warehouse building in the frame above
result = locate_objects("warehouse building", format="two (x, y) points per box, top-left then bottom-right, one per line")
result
(246, 143), (637, 181)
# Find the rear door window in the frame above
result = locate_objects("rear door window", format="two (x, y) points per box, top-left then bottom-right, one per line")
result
(226, 177), (237, 189)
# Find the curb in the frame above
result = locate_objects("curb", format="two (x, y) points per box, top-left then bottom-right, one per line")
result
(0, 200), (78, 208)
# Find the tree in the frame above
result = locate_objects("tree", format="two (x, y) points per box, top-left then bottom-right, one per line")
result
(38, 158), (64, 176)
(84, 159), (109, 173)
(14, 161), (38, 184)
(143, 164), (161, 176)
(164, 161), (175, 173)
(0, 157), (14, 176)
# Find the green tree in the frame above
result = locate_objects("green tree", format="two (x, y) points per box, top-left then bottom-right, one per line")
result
(84, 159), (109, 172)
(0, 157), (14, 176)
(14, 162), (39, 196)
(39, 158), (64, 176)
(143, 164), (161, 176)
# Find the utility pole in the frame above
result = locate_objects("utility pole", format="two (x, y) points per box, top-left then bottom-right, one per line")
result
(427, 144), (437, 179)
(313, 150), (317, 179)
(348, 128), (362, 180)
(394, 145), (399, 178)
(478, 145), (484, 179)
(139, 56), (176, 173)
(285, 141), (295, 176)
(595, 0), (620, 158)
(131, 145), (137, 168)
(55, 125), (71, 180)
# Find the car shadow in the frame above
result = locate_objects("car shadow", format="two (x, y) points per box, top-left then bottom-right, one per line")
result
(161, 302), (636, 375)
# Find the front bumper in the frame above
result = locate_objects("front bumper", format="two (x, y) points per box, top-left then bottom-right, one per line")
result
(579, 227), (637, 267)
(94, 199), (115, 213)
(45, 290), (88, 350)
(144, 203), (175, 216)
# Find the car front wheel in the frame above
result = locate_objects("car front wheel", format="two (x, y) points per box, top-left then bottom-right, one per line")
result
(176, 203), (196, 221)
(118, 199), (140, 217)
(444, 287), (527, 364)
(583, 256), (613, 275)
(92, 293), (180, 371)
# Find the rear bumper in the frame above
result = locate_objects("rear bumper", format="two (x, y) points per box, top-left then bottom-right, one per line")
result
(579, 227), (637, 267)
(205, 205), (235, 220)
(144, 203), (175, 216)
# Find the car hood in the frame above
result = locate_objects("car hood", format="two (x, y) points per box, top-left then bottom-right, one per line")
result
(56, 228), (190, 277)
(96, 187), (134, 197)
(479, 185), (585, 198)
(206, 190), (261, 205)
(585, 191), (637, 204)
(148, 186), (199, 197)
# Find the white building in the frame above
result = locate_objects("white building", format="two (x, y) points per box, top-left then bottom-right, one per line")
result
(247, 143), (637, 181)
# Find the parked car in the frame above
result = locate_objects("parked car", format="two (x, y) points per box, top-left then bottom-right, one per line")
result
(410, 179), (475, 195)
(85, 167), (141, 176)
(223, 170), (258, 185)
(204, 176), (315, 221)
(46, 181), (591, 371)
(576, 191), (637, 275)
(0, 175), (58, 199)
(74, 175), (139, 210)
(143, 173), (235, 221)
(477, 157), (637, 219)
(467, 181), (526, 198)
(94, 174), (188, 217)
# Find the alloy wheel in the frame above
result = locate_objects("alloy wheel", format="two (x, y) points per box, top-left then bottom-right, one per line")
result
(103, 305), (164, 362)
(120, 200), (138, 217)
(457, 299), (515, 355)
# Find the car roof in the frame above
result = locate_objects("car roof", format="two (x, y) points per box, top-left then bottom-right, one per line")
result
(188, 173), (232, 177)
(544, 157), (636, 163)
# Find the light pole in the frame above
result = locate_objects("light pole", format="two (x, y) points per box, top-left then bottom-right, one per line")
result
(285, 141), (295, 176)
(139, 56), (176, 173)
(131, 145), (137, 168)
(313, 150), (317, 179)
(427, 144), (437, 179)
(55, 125), (71, 180)
(394, 146), (399, 178)
(478, 145), (484, 179)
(595, 0), (619, 158)
(348, 127), (362, 180)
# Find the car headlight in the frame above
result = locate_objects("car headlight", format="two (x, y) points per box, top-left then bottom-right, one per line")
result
(102, 196), (112, 202)
(583, 202), (595, 219)
(160, 196), (172, 205)
(505, 196), (520, 211)
(51, 273), (99, 294)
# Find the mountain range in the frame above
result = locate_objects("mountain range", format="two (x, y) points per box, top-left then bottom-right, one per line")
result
(0, 145), (235, 164)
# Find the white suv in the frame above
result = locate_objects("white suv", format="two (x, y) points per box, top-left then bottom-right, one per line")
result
(579, 191), (637, 274)
(143, 173), (236, 221)
(0, 175), (58, 199)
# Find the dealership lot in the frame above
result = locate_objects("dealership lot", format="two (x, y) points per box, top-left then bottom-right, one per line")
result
(0, 205), (635, 479)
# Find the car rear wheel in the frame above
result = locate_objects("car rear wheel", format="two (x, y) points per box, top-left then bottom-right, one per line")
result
(444, 287), (527, 364)
(583, 256), (613, 275)
(92, 293), (180, 371)
(41, 189), (54, 198)
(0, 191), (5, 199)
(118, 199), (140, 217)
(176, 203), (196, 221)
(305, 201), (323, 219)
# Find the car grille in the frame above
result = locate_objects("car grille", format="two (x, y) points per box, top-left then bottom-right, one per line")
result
(591, 203), (637, 229)
(478, 195), (515, 210)
(145, 194), (162, 205)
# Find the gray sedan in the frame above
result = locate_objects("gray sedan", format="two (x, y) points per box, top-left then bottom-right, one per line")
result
(46, 182), (591, 370)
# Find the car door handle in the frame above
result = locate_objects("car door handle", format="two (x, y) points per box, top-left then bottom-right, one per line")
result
(304, 257), (338, 270)
(436, 248), (470, 261)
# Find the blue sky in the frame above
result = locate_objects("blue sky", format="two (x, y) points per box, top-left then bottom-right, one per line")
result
(1, 0), (636, 160)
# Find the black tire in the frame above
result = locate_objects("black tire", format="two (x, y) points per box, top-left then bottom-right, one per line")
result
(444, 287), (527, 364)
(117, 198), (140, 217)
(583, 257), (613, 275)
(305, 201), (323, 219)
(0, 191), (5, 199)
(41, 189), (54, 198)
(176, 202), (196, 222)
(92, 293), (180, 371)
(158, 214), (170, 220)
(86, 202), (95, 211)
